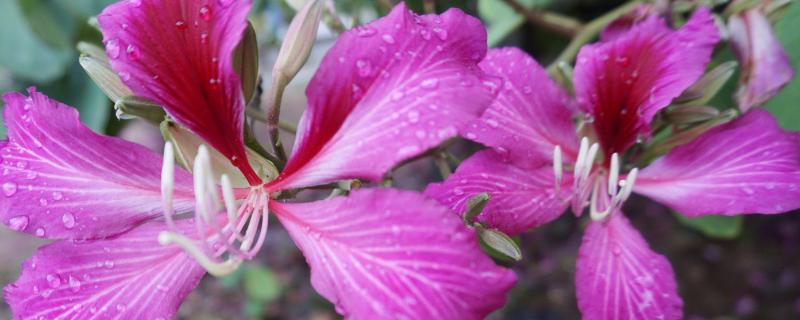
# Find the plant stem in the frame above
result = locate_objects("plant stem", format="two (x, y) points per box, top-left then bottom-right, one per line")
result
(278, 120), (297, 134)
(547, 1), (641, 73)
(500, 0), (583, 37)
(265, 74), (289, 164)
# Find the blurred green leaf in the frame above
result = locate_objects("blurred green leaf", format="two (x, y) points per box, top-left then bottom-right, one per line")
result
(53, 0), (119, 18)
(40, 63), (111, 132)
(243, 265), (282, 303)
(765, 2), (800, 130)
(218, 266), (245, 289)
(18, 0), (77, 50)
(674, 213), (744, 239)
(0, 0), (73, 82)
(478, 0), (545, 46)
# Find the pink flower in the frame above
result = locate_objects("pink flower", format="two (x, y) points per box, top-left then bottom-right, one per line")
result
(729, 7), (795, 111)
(1, 2), (515, 319)
(427, 8), (800, 319)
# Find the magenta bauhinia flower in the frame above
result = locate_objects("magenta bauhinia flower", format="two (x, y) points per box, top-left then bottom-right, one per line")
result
(1, 1), (516, 319)
(427, 8), (800, 319)
(729, 7), (795, 111)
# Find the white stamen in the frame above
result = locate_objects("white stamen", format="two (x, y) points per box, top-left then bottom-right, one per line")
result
(619, 168), (638, 202)
(220, 175), (237, 225)
(158, 231), (242, 276)
(161, 142), (176, 229)
(608, 153), (619, 196)
(553, 146), (563, 193)
(583, 143), (599, 181)
(574, 137), (589, 179)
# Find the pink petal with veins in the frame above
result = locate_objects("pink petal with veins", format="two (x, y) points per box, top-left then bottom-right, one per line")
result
(574, 8), (719, 155)
(271, 3), (493, 190)
(576, 212), (682, 320)
(729, 8), (795, 111)
(635, 109), (800, 216)
(463, 48), (579, 169)
(97, 0), (258, 184)
(0, 89), (194, 240)
(4, 219), (205, 320)
(425, 150), (571, 235)
(271, 189), (516, 319)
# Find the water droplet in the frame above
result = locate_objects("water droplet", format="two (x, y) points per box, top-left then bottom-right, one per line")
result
(46, 274), (62, 288)
(128, 0), (141, 7)
(200, 32), (209, 44)
(104, 260), (115, 268)
(415, 130), (426, 139)
(420, 78), (439, 89)
(381, 34), (396, 44)
(199, 5), (212, 21)
(62, 213), (76, 229)
(355, 59), (372, 77)
(485, 119), (499, 128)
(611, 244), (622, 256)
(116, 304), (126, 312)
(126, 44), (139, 61)
(68, 276), (81, 292)
(35, 228), (45, 237)
(3, 182), (17, 196)
(432, 27), (448, 40)
(52, 191), (63, 200)
(118, 71), (131, 81)
(615, 55), (629, 67)
(8, 216), (28, 231)
(407, 110), (420, 123)
(106, 39), (121, 59)
(356, 26), (376, 37)
(741, 186), (755, 195)
(208, 78), (220, 90)
(39, 198), (48, 206)
(175, 20), (187, 30)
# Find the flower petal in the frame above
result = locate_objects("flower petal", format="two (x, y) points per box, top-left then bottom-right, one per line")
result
(272, 4), (492, 190)
(729, 8), (795, 111)
(425, 150), (571, 236)
(634, 109), (800, 216)
(574, 8), (719, 155)
(4, 219), (205, 320)
(463, 47), (579, 168)
(270, 188), (516, 319)
(0, 89), (194, 240)
(97, 0), (258, 184)
(576, 213), (682, 320)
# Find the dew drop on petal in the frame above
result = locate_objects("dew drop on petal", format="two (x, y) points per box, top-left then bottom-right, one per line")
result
(381, 34), (396, 44)
(432, 27), (448, 41)
(119, 71), (131, 81)
(128, 0), (141, 7)
(8, 216), (29, 231)
(68, 276), (82, 292)
(116, 304), (127, 312)
(106, 39), (121, 59)
(52, 191), (63, 200)
(104, 260), (115, 268)
(175, 20), (187, 30)
(407, 110), (420, 123)
(200, 32), (209, 44)
(3, 182), (17, 196)
(420, 78), (439, 89)
(46, 274), (62, 288)
(126, 44), (139, 61)
(35, 227), (45, 237)
(199, 5), (212, 21)
(356, 26), (376, 37)
(62, 213), (76, 229)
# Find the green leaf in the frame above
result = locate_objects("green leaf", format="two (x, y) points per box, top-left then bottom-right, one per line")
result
(674, 213), (744, 239)
(478, 0), (546, 47)
(765, 2), (800, 130)
(243, 265), (282, 303)
(0, 0), (73, 82)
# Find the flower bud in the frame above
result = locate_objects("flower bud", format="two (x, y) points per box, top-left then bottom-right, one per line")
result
(477, 226), (522, 262)
(463, 193), (490, 225)
(272, 0), (323, 85)
(78, 42), (133, 103)
(674, 61), (738, 106)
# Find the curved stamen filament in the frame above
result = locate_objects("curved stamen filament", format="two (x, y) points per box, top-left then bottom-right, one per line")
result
(553, 145), (563, 195)
(159, 144), (270, 276)
(590, 153), (638, 221)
